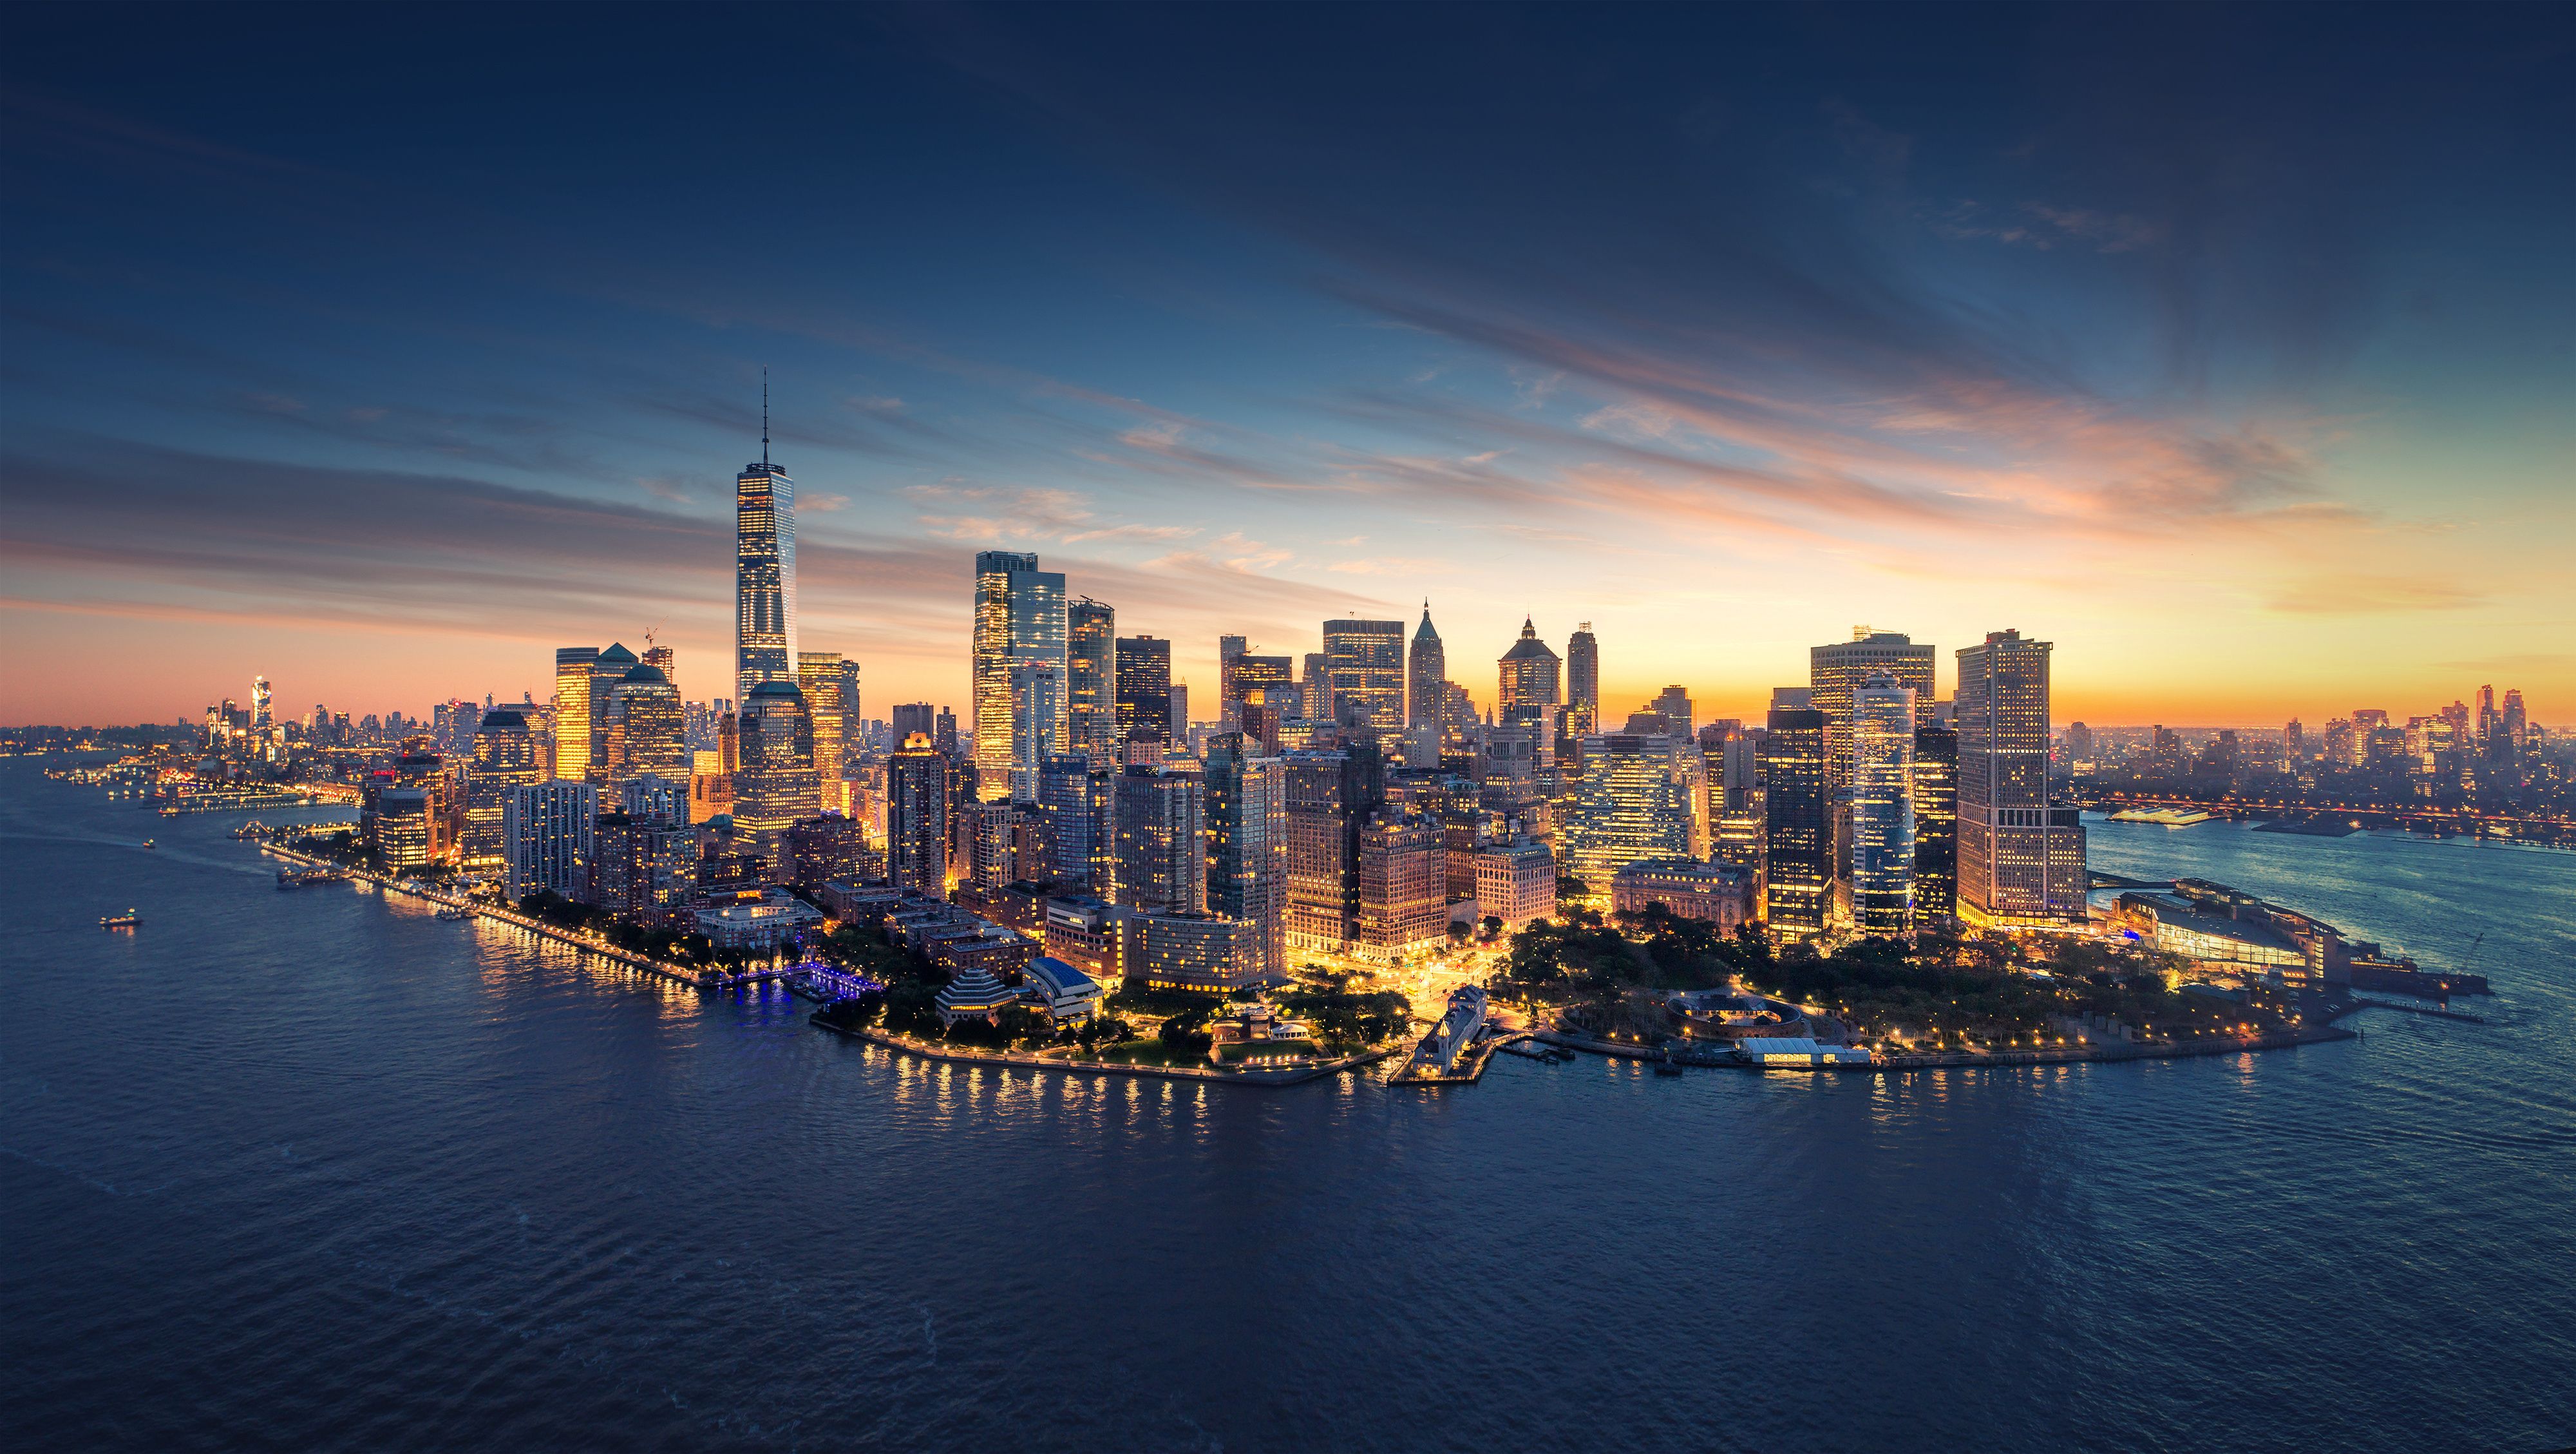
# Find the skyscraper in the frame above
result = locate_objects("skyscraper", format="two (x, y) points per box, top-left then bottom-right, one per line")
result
(464, 707), (541, 872)
(1323, 618), (1405, 731)
(1115, 634), (1173, 750)
(584, 643), (640, 787)
(1562, 732), (1694, 886)
(603, 662), (687, 796)
(972, 551), (1067, 799)
(733, 681), (819, 870)
(1566, 624), (1599, 736)
(1302, 651), (1331, 725)
(1284, 747), (1384, 953)
(1356, 810), (1446, 962)
(1761, 702), (1829, 937)
(1038, 752), (1109, 887)
(1810, 628), (1936, 790)
(1651, 686), (1694, 742)
(1112, 766), (1206, 914)
(251, 675), (272, 732)
(1204, 734), (1287, 982)
(504, 780), (597, 903)
(891, 702), (934, 742)
(1068, 598), (1117, 763)
(887, 732), (951, 898)
(1911, 719), (1958, 929)
(1217, 634), (1248, 729)
(1955, 630), (2087, 928)
(1498, 618), (1562, 716)
(797, 651), (848, 808)
(1848, 677), (1916, 935)
(1407, 604), (1446, 734)
(734, 395), (797, 704)
(552, 647), (599, 782)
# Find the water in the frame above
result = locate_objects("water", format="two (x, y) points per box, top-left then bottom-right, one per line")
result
(4, 761), (2572, 1453)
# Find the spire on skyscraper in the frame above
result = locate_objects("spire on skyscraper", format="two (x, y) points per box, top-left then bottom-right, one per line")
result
(761, 366), (770, 466)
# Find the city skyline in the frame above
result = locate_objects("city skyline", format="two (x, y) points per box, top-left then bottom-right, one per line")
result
(5, 8), (2572, 727)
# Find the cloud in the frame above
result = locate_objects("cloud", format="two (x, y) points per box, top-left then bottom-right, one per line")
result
(2262, 575), (2484, 616)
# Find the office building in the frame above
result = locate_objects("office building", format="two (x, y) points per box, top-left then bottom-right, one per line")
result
(1651, 687), (1693, 744)
(1474, 839), (1557, 928)
(1285, 748), (1385, 953)
(1112, 766), (1206, 914)
(887, 732), (951, 898)
(798, 651), (849, 807)
(734, 419), (798, 703)
(1408, 604), (1446, 734)
(734, 680), (819, 871)
(891, 702), (934, 742)
(504, 780), (597, 903)
(1566, 623), (1599, 735)
(1218, 634), (1248, 729)
(1611, 859), (1755, 933)
(972, 550), (1068, 800)
(1356, 810), (1446, 961)
(463, 707), (541, 872)
(1562, 733), (1694, 886)
(1761, 702), (1829, 937)
(1117, 912), (1258, 993)
(1037, 752), (1108, 886)
(1205, 734), (1287, 982)
(960, 799), (1050, 893)
(1324, 618), (1405, 731)
(1810, 628), (1936, 791)
(1068, 598), (1117, 762)
(1848, 677), (1916, 935)
(603, 662), (687, 796)
(552, 647), (599, 781)
(1302, 651), (1332, 726)
(1955, 630), (2087, 928)
(583, 642), (640, 786)
(1912, 720), (1957, 928)
(1115, 634), (1173, 749)
(1498, 618), (1562, 715)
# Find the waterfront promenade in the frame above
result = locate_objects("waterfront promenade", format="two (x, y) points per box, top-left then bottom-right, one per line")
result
(1533, 1020), (2357, 1073)
(820, 1021), (1397, 1087)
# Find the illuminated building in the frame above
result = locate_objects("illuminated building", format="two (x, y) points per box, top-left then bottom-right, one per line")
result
(1407, 604), (1446, 734)
(1566, 623), (1598, 735)
(960, 799), (1050, 892)
(603, 662), (687, 796)
(584, 642), (639, 786)
(618, 772), (687, 827)
(1037, 752), (1108, 886)
(1955, 630), (2087, 928)
(1068, 598), (1117, 763)
(1475, 839), (1556, 928)
(1218, 635), (1248, 729)
(1112, 766), (1206, 914)
(1324, 618), (1405, 731)
(1356, 810), (1446, 961)
(1911, 720), (1957, 928)
(1302, 651), (1331, 725)
(504, 780), (597, 902)
(972, 550), (1068, 800)
(251, 675), (272, 732)
(376, 787), (434, 872)
(553, 647), (599, 781)
(934, 706), (958, 757)
(1498, 618), (1562, 717)
(1563, 732), (1694, 886)
(1168, 680), (1189, 736)
(1761, 703), (1829, 936)
(733, 680), (819, 872)
(797, 651), (849, 810)
(1611, 859), (1754, 932)
(1115, 634), (1173, 749)
(785, 814), (875, 891)
(463, 707), (541, 872)
(1848, 677), (1916, 935)
(1230, 654), (1293, 725)
(1204, 734), (1287, 981)
(1117, 912), (1258, 992)
(1285, 747), (1385, 953)
(1809, 627), (1936, 792)
(887, 732), (951, 899)
(891, 702), (934, 742)
(734, 410), (798, 703)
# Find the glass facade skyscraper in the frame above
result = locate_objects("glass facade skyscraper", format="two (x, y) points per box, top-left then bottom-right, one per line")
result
(734, 454), (797, 706)
(1761, 705), (1829, 937)
(1848, 678), (1916, 935)
(1566, 623), (1599, 736)
(733, 680), (819, 869)
(972, 550), (1067, 801)
(1068, 598), (1117, 764)
(1323, 618), (1405, 731)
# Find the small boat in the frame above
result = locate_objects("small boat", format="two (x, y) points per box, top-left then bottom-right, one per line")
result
(141, 839), (156, 850)
(434, 906), (473, 921)
(100, 910), (142, 928)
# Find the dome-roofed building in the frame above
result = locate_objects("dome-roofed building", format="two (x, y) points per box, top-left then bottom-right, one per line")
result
(732, 680), (819, 874)
(1498, 617), (1562, 714)
(605, 661), (687, 794)
(936, 962), (1018, 1027)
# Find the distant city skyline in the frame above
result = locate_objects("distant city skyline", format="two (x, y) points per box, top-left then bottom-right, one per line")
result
(3, 8), (2570, 727)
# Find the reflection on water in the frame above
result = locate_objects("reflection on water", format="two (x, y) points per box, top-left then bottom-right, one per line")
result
(1, 760), (2571, 1453)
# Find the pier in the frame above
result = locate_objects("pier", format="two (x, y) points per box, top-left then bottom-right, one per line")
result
(820, 1022), (1396, 1087)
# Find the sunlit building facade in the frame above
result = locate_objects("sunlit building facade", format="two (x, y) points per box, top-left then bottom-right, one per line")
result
(797, 650), (849, 811)
(1566, 623), (1599, 736)
(1562, 733), (1694, 886)
(552, 646), (598, 782)
(1955, 630), (2087, 928)
(1498, 618), (1562, 718)
(1406, 604), (1446, 734)
(972, 551), (1067, 800)
(1355, 809), (1446, 962)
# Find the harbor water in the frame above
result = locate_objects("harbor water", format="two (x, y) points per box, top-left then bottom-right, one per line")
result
(3, 758), (2571, 1452)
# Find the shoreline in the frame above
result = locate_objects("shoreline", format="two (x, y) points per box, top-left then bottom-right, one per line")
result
(1531, 1020), (2357, 1073)
(816, 1020), (1397, 1087)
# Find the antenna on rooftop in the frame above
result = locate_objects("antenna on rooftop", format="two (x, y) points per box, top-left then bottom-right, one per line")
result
(761, 367), (770, 466)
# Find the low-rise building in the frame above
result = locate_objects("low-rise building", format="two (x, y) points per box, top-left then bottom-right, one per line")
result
(1611, 858), (1755, 932)
(1021, 956), (1101, 1025)
(1736, 1037), (1871, 1066)
(1474, 838), (1557, 928)
(1118, 912), (1260, 993)
(936, 963), (1018, 1026)
(694, 889), (825, 950)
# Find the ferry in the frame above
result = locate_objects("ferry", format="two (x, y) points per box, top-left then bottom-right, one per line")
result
(100, 910), (142, 929)
(2107, 807), (2216, 827)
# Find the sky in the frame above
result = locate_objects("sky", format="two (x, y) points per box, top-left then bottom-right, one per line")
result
(3, 4), (2570, 730)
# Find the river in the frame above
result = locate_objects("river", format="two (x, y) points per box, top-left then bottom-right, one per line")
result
(3, 758), (2570, 1452)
